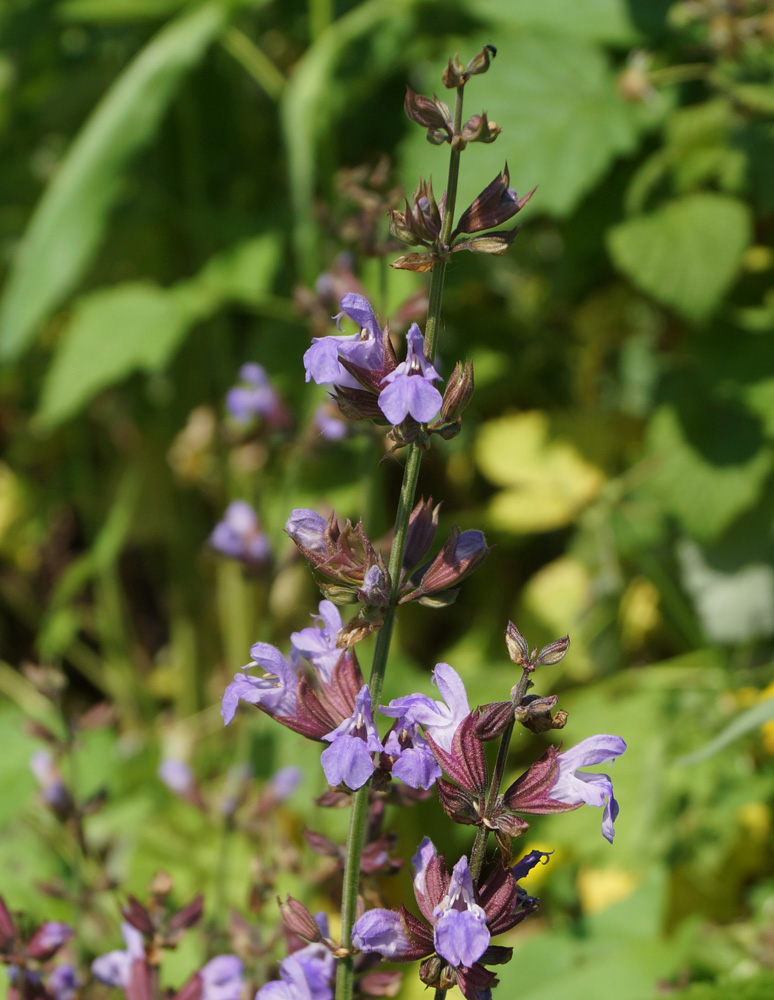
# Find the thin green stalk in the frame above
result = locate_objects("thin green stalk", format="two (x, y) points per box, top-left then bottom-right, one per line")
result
(334, 83), (467, 1000)
(221, 27), (285, 101)
(469, 668), (532, 881)
(309, 0), (334, 40)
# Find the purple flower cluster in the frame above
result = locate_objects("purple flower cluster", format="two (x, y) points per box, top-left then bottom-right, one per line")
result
(304, 293), (442, 427)
(209, 501), (271, 567)
(256, 914), (334, 1000)
(226, 363), (288, 429)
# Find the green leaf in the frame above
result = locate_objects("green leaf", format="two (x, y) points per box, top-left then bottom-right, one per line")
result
(607, 194), (752, 321)
(36, 234), (280, 427)
(400, 29), (644, 219)
(466, 0), (636, 43)
(36, 282), (199, 427)
(0, 1), (228, 360)
(677, 694), (774, 766)
(641, 402), (773, 543)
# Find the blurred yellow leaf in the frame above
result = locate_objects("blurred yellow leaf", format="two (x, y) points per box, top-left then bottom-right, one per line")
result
(477, 411), (605, 532)
(577, 867), (640, 914)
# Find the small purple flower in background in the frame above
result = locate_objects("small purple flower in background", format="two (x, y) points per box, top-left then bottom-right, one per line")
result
(321, 685), (383, 790)
(209, 501), (271, 567)
(290, 600), (343, 683)
(199, 955), (243, 1000)
(91, 922), (145, 989)
(25, 922), (74, 961)
(256, 914), (334, 1000)
(29, 750), (72, 816)
(378, 324), (442, 425)
(549, 734), (627, 843)
(226, 363), (288, 428)
(314, 404), (349, 441)
(304, 293), (385, 387)
(381, 662), (470, 753)
(158, 759), (195, 798)
(269, 765), (303, 802)
(48, 965), (80, 1000)
(221, 643), (298, 725)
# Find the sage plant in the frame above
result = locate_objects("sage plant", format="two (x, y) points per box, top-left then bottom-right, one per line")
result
(222, 48), (627, 1000)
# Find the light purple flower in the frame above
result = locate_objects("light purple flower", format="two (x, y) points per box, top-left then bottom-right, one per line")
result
(29, 750), (70, 812)
(351, 909), (411, 958)
(200, 955), (243, 1000)
(91, 922), (145, 988)
(382, 713), (441, 790)
(321, 686), (383, 790)
(209, 501), (271, 565)
(304, 294), (384, 387)
(222, 643), (298, 725)
(378, 324), (442, 425)
(226, 363), (284, 426)
(158, 759), (195, 797)
(285, 509), (328, 555)
(290, 600), (342, 683)
(256, 916), (334, 1000)
(431, 856), (490, 968)
(314, 405), (349, 441)
(550, 734), (627, 843)
(380, 662), (470, 753)
(270, 765), (303, 802)
(48, 965), (80, 1000)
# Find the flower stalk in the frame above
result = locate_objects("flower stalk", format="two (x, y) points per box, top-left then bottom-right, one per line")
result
(334, 82), (467, 1000)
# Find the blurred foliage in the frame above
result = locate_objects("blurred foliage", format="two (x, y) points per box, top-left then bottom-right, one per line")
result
(1, 0), (774, 996)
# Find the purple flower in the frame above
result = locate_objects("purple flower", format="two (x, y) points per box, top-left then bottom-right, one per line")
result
(290, 600), (343, 683)
(269, 765), (303, 802)
(378, 324), (442, 425)
(381, 662), (470, 753)
(321, 686), (383, 790)
(200, 955), (243, 1000)
(158, 759), (195, 797)
(431, 856), (490, 968)
(24, 922), (74, 961)
(29, 750), (71, 814)
(304, 294), (385, 387)
(209, 501), (271, 566)
(382, 713), (441, 790)
(222, 643), (298, 725)
(256, 916), (334, 1000)
(226, 363), (286, 427)
(48, 965), (80, 1000)
(314, 405), (349, 441)
(91, 922), (145, 989)
(285, 509), (328, 555)
(550, 734), (627, 843)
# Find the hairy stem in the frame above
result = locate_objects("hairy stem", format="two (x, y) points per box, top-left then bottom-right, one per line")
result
(334, 83), (467, 1000)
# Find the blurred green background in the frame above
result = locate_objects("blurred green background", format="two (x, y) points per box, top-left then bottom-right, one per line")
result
(2, 0), (774, 997)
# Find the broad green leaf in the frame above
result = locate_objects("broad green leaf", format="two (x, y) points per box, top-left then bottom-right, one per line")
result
(607, 194), (752, 321)
(36, 283), (198, 427)
(641, 403), (773, 542)
(0, 1), (227, 360)
(678, 538), (774, 644)
(400, 29), (644, 220)
(36, 234), (280, 427)
(466, 0), (636, 43)
(476, 412), (605, 532)
(677, 694), (774, 766)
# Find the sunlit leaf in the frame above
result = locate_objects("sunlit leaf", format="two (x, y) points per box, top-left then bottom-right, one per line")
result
(476, 412), (605, 532)
(607, 194), (752, 321)
(0, 1), (228, 359)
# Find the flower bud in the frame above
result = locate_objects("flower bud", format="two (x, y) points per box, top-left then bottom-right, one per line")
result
(278, 896), (322, 942)
(453, 166), (535, 238)
(391, 251), (434, 272)
(505, 622), (530, 666)
(333, 386), (386, 422)
(535, 636), (570, 665)
(514, 695), (568, 734)
(436, 780), (481, 826)
(474, 701), (514, 741)
(440, 360), (474, 421)
(465, 44), (496, 78)
(168, 895), (204, 932)
(451, 230), (521, 256)
(461, 112), (501, 144)
(403, 87), (453, 143)
(402, 497), (440, 570)
(441, 53), (466, 89)
(402, 527), (489, 602)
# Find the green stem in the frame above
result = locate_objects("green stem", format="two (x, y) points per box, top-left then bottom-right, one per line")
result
(469, 668), (532, 881)
(334, 83), (468, 1000)
(221, 28), (285, 101)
